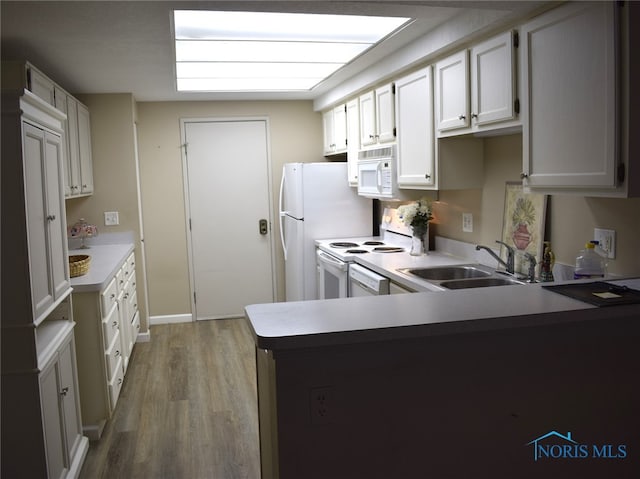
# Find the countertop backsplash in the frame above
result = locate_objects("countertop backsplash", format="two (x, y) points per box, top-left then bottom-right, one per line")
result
(68, 230), (135, 250)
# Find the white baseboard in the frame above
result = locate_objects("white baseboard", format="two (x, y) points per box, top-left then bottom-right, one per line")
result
(149, 313), (193, 325)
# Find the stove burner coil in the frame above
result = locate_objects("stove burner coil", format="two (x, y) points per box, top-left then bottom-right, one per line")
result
(329, 242), (359, 248)
(372, 246), (404, 253)
(363, 241), (385, 246)
(345, 249), (368, 254)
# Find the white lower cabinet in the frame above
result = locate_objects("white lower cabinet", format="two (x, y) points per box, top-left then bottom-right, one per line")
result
(73, 251), (139, 440)
(39, 326), (88, 479)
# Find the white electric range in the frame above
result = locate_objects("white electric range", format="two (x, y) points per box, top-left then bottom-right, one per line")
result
(315, 211), (413, 298)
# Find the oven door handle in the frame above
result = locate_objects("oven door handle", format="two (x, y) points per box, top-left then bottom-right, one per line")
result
(317, 250), (348, 269)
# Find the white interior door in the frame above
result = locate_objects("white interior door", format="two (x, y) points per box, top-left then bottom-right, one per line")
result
(183, 119), (275, 320)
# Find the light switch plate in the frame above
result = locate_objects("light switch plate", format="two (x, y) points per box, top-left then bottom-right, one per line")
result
(104, 211), (119, 226)
(462, 213), (473, 233)
(594, 228), (615, 259)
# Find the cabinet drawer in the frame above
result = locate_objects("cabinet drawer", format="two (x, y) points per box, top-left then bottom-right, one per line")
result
(125, 271), (137, 298)
(116, 265), (125, 293)
(105, 330), (123, 380)
(122, 253), (135, 282)
(100, 277), (118, 317)
(101, 304), (120, 350)
(127, 291), (138, 323)
(108, 358), (124, 410)
(131, 310), (140, 343)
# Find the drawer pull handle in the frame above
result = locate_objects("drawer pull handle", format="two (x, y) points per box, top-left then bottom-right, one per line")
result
(60, 387), (69, 396)
(115, 349), (120, 356)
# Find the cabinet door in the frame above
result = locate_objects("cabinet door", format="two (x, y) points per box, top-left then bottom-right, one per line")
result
(23, 122), (70, 321)
(375, 83), (395, 144)
(77, 102), (94, 195)
(470, 31), (515, 126)
(27, 65), (56, 105)
(54, 87), (73, 197)
(40, 356), (67, 479)
(395, 67), (435, 188)
(333, 104), (347, 153)
(435, 50), (469, 131)
(346, 99), (360, 186)
(66, 96), (82, 195)
(322, 109), (335, 155)
(520, 2), (616, 189)
(44, 130), (71, 302)
(58, 336), (84, 463)
(359, 90), (376, 147)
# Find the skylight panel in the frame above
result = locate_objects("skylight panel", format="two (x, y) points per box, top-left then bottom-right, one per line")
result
(173, 10), (411, 92)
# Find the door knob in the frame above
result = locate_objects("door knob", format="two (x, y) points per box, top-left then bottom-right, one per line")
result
(259, 219), (268, 235)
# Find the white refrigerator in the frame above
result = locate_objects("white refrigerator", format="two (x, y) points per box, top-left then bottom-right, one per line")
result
(279, 162), (372, 301)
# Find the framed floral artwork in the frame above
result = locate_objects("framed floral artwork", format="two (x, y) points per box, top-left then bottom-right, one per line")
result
(500, 182), (547, 275)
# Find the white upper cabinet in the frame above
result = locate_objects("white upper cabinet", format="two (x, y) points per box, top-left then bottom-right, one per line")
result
(520, 2), (617, 192)
(435, 32), (518, 136)
(77, 101), (94, 195)
(470, 31), (516, 126)
(360, 83), (395, 147)
(435, 50), (469, 132)
(322, 103), (347, 155)
(56, 89), (94, 198)
(23, 119), (70, 323)
(28, 63), (56, 105)
(346, 98), (360, 186)
(395, 67), (435, 188)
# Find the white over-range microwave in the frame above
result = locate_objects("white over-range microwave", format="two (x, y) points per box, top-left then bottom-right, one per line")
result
(357, 145), (401, 200)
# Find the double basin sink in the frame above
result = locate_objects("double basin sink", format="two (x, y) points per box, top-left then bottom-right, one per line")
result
(397, 264), (525, 290)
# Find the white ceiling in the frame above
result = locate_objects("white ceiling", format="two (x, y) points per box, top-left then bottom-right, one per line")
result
(1, 1), (544, 102)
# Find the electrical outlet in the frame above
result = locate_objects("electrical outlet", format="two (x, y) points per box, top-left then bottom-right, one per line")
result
(310, 386), (332, 425)
(462, 213), (473, 233)
(594, 228), (616, 259)
(104, 211), (119, 226)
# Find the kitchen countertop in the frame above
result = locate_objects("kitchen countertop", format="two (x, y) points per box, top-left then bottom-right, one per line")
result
(245, 278), (640, 351)
(69, 243), (134, 292)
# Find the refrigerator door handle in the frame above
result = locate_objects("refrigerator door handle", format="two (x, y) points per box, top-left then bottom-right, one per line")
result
(279, 168), (288, 260)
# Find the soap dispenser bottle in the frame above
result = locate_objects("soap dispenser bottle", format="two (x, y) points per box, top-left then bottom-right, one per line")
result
(574, 241), (606, 279)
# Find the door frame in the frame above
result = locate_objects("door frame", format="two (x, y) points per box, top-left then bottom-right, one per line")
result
(179, 116), (277, 321)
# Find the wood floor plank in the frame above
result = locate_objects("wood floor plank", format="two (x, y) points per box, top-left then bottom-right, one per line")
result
(79, 319), (260, 479)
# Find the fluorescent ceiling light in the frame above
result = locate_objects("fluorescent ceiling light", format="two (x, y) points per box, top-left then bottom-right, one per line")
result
(173, 10), (411, 92)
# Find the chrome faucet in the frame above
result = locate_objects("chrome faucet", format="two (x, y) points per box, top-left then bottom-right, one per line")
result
(475, 241), (515, 274)
(523, 252), (538, 283)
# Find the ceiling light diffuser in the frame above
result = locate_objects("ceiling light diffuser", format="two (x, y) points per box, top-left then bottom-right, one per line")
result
(173, 10), (410, 92)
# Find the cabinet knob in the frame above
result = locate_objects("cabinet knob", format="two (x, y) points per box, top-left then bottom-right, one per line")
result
(520, 173), (529, 179)
(116, 350), (120, 357)
(60, 387), (69, 396)
(112, 321), (118, 328)
(425, 174), (431, 179)
(458, 115), (466, 120)
(471, 113), (478, 119)
(46, 215), (56, 221)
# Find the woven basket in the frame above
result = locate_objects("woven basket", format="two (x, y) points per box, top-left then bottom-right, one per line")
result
(69, 254), (91, 277)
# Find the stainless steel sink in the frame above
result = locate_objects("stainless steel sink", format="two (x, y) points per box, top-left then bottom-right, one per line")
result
(439, 276), (525, 289)
(398, 265), (492, 281)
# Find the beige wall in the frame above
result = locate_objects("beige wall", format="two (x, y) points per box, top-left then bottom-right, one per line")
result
(136, 101), (323, 317)
(434, 134), (640, 276)
(65, 93), (150, 331)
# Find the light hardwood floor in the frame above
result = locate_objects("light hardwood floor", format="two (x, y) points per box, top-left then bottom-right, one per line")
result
(79, 319), (260, 479)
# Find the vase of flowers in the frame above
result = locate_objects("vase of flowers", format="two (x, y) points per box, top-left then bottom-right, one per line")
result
(397, 197), (433, 256)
